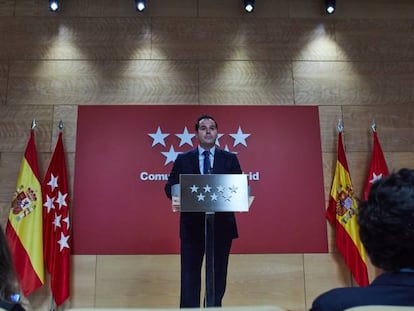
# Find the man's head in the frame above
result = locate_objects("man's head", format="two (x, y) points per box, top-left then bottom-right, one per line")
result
(358, 168), (414, 272)
(195, 114), (218, 150)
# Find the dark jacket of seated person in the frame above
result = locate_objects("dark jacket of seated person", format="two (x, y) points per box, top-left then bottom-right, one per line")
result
(310, 168), (414, 311)
(0, 222), (26, 311)
(0, 300), (26, 311)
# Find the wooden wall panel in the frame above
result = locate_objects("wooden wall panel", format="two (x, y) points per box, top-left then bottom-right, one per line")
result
(5, 18), (151, 60)
(343, 105), (414, 152)
(0, 62), (7, 104)
(144, 0), (197, 17)
(295, 61), (414, 106)
(318, 106), (342, 153)
(293, 62), (340, 105)
(0, 153), (22, 204)
(336, 20), (414, 61)
(0, 202), (9, 225)
(7, 61), (199, 105)
(199, 61), (293, 104)
(304, 253), (351, 310)
(69, 255), (97, 308)
(226, 254), (305, 311)
(322, 152), (335, 201)
(95, 255), (180, 308)
(0, 105), (53, 151)
(52, 105), (77, 152)
(331, 0), (414, 20)
(152, 19), (336, 61)
(390, 153), (414, 171)
(0, 1), (14, 16)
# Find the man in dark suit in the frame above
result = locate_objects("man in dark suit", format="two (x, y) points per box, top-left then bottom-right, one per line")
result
(165, 114), (242, 308)
(310, 168), (414, 311)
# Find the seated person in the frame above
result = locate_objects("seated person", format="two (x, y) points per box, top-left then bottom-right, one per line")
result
(310, 168), (414, 311)
(0, 223), (25, 311)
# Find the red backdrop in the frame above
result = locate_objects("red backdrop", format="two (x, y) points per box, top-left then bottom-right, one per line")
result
(73, 105), (327, 254)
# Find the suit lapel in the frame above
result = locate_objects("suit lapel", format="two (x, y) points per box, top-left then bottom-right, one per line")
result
(189, 149), (200, 174)
(213, 149), (225, 174)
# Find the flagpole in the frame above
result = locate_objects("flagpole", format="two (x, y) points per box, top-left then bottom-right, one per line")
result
(337, 118), (352, 286)
(50, 295), (55, 311)
(337, 118), (344, 133)
(371, 120), (376, 132)
(58, 120), (64, 131)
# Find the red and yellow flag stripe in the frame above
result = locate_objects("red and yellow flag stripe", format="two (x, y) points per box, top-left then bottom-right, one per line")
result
(326, 132), (369, 286)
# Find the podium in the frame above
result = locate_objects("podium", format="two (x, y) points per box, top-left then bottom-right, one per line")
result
(171, 174), (253, 307)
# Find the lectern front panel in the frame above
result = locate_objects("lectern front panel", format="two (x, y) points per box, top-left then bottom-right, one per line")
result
(179, 174), (249, 212)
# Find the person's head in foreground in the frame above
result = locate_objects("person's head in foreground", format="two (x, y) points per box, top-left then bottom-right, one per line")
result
(359, 167), (414, 272)
(309, 168), (414, 311)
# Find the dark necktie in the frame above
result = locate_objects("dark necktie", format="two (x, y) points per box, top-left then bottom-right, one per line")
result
(203, 150), (211, 174)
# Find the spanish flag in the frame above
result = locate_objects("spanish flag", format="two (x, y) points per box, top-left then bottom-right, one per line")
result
(326, 131), (369, 286)
(6, 129), (44, 295)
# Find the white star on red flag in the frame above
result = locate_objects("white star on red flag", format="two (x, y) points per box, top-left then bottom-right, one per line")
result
(43, 195), (55, 213)
(56, 191), (68, 209)
(58, 232), (70, 252)
(369, 172), (383, 184)
(47, 173), (59, 192)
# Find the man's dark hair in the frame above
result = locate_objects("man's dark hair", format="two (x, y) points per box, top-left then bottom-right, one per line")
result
(195, 114), (218, 132)
(358, 168), (414, 272)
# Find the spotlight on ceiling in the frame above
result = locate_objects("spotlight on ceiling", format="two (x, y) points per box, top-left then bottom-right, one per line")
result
(325, 0), (336, 14)
(243, 0), (255, 13)
(48, 0), (60, 12)
(135, 0), (147, 12)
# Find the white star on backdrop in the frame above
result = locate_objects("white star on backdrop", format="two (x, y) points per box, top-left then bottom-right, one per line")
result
(161, 146), (181, 165)
(215, 134), (224, 146)
(148, 124), (251, 165)
(230, 126), (251, 147)
(149, 126), (169, 147)
(47, 174), (58, 192)
(175, 127), (195, 147)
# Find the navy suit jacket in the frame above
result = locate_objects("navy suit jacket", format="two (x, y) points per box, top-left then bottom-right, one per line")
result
(165, 148), (242, 242)
(310, 272), (414, 311)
